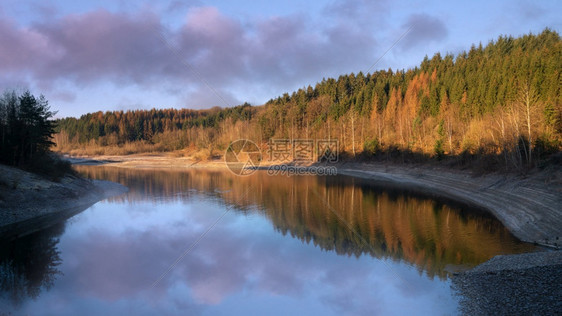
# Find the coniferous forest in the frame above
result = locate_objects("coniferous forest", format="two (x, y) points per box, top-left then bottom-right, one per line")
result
(0, 91), (55, 165)
(0, 90), (74, 178)
(54, 29), (561, 169)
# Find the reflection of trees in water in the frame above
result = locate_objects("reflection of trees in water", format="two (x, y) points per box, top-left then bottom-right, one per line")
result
(244, 175), (535, 278)
(74, 165), (228, 203)
(0, 223), (64, 306)
(75, 165), (535, 278)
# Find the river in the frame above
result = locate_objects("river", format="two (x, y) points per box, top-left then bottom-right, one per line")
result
(0, 165), (537, 315)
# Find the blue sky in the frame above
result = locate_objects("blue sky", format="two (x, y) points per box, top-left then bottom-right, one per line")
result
(0, 0), (560, 118)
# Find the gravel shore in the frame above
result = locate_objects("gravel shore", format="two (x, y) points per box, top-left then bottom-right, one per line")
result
(0, 164), (127, 240)
(452, 251), (562, 315)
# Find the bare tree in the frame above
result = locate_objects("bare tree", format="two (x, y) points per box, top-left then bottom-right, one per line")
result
(517, 84), (540, 164)
(349, 110), (357, 156)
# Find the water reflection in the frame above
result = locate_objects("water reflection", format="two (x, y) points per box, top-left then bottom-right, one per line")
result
(0, 223), (65, 306)
(75, 165), (535, 278)
(8, 200), (456, 315)
(0, 165), (538, 315)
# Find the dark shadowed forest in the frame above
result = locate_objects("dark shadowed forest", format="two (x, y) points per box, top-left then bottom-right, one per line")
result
(0, 91), (72, 178)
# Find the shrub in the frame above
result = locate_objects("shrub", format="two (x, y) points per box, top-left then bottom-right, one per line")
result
(25, 153), (76, 181)
(434, 139), (445, 160)
(363, 138), (380, 155)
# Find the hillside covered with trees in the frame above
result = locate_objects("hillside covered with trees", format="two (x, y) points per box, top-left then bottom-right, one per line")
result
(55, 29), (561, 169)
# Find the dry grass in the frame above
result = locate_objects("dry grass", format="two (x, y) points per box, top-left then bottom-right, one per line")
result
(54, 140), (221, 163)
(54, 141), (166, 157)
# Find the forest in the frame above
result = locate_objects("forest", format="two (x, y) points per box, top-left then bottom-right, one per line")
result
(54, 29), (561, 169)
(0, 90), (76, 179)
(0, 91), (55, 166)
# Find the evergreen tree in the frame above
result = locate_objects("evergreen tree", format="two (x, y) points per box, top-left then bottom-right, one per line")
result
(0, 91), (56, 166)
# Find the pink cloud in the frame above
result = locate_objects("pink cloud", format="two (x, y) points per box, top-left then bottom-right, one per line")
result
(0, 18), (58, 71)
(0, 6), (388, 92)
(34, 9), (169, 84)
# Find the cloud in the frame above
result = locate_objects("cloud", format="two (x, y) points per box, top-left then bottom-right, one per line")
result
(323, 0), (389, 24)
(0, 17), (57, 72)
(400, 13), (448, 50)
(181, 86), (240, 108)
(0, 5), (385, 112)
(515, 1), (547, 20)
(177, 7), (249, 86)
(0, 9), (177, 89)
(166, 0), (203, 14)
(35, 10), (171, 85)
(50, 90), (77, 103)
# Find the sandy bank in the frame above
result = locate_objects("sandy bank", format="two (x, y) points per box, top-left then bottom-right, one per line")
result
(66, 154), (224, 169)
(0, 164), (128, 240)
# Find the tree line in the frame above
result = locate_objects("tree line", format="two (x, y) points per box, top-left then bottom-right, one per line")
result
(0, 91), (56, 166)
(55, 29), (561, 168)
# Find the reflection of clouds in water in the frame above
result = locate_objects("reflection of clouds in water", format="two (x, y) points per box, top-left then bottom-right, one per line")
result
(42, 198), (457, 315)
(316, 260), (458, 315)
(60, 231), (164, 300)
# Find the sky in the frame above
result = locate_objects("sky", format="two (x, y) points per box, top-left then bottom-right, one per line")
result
(0, 0), (560, 118)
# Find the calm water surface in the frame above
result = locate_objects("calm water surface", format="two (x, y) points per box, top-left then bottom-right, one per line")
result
(0, 166), (536, 315)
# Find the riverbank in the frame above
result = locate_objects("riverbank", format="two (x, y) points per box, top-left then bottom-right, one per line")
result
(0, 164), (127, 240)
